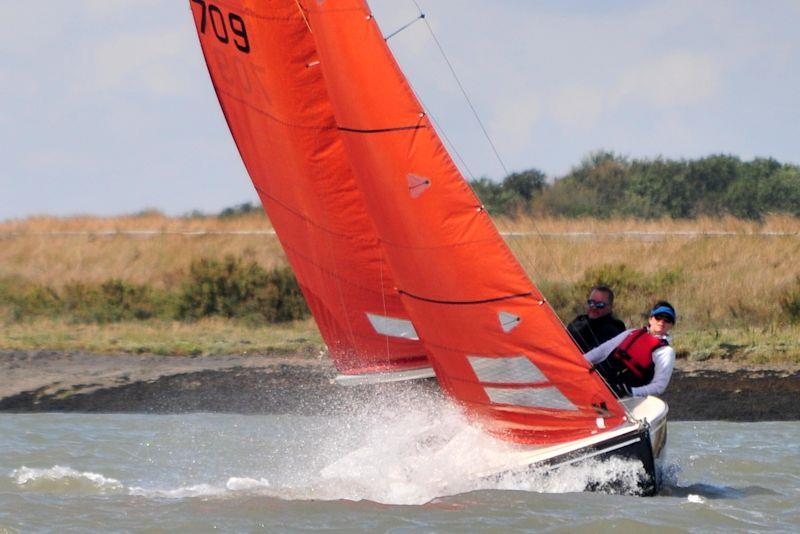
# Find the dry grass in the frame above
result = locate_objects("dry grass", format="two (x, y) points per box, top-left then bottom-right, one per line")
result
(0, 213), (285, 288)
(493, 214), (800, 329)
(0, 317), (322, 356)
(3, 316), (799, 364)
(679, 325), (800, 366)
(2, 213), (798, 329)
(2, 213), (800, 362)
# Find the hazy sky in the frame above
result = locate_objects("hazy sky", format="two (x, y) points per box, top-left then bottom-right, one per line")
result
(2, 1), (798, 220)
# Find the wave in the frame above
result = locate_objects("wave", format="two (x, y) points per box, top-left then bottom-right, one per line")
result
(12, 466), (123, 494)
(10, 466), (271, 500)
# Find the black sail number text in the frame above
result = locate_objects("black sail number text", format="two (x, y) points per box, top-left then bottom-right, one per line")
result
(191, 0), (250, 53)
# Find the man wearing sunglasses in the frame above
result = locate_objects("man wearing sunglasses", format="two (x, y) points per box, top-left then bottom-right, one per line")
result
(584, 301), (677, 398)
(567, 286), (627, 352)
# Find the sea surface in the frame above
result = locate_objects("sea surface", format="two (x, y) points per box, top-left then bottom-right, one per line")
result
(1, 388), (798, 532)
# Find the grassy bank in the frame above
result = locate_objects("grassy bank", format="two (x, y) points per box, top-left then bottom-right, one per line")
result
(2, 213), (800, 363)
(2, 317), (798, 367)
(1, 317), (322, 356)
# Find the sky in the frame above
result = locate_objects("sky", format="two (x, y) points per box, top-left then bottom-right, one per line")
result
(1, 0), (798, 220)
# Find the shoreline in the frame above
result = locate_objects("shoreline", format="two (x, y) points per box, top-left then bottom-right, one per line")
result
(2, 350), (799, 421)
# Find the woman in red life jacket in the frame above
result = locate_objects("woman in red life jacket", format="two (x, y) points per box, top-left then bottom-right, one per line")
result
(583, 301), (676, 398)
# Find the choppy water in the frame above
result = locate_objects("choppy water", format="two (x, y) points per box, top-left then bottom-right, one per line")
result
(1, 388), (798, 532)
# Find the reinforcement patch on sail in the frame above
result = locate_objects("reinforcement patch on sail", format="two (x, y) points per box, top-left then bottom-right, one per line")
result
(407, 174), (431, 198)
(484, 386), (577, 411)
(498, 311), (521, 333)
(468, 355), (546, 384)
(366, 313), (419, 340)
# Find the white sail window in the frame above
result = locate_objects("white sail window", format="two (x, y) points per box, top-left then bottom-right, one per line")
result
(498, 311), (521, 333)
(484, 386), (577, 411)
(468, 355), (546, 384)
(366, 313), (419, 340)
(407, 174), (431, 198)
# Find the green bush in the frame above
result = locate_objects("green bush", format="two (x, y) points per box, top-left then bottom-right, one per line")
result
(474, 153), (800, 220)
(780, 278), (800, 324)
(1, 277), (171, 323)
(218, 202), (263, 219)
(60, 280), (172, 323)
(177, 256), (308, 323)
(1, 277), (62, 321)
(1, 257), (308, 325)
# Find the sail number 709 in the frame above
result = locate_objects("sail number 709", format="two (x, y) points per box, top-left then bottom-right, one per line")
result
(191, 0), (250, 53)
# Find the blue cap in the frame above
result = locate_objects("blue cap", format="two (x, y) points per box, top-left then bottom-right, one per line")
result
(650, 305), (676, 321)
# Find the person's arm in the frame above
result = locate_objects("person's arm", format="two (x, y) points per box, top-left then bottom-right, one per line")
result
(583, 329), (631, 365)
(631, 345), (675, 397)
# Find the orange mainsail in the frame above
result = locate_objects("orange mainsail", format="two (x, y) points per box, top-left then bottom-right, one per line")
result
(191, 0), (626, 444)
(189, 0), (429, 374)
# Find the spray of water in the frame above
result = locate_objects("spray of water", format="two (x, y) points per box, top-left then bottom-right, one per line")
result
(9, 383), (652, 504)
(258, 383), (648, 503)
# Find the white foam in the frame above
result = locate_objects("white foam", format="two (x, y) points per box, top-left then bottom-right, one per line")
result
(495, 456), (646, 495)
(126, 477), (270, 499)
(226, 477), (270, 491)
(128, 483), (227, 499)
(294, 387), (649, 503)
(688, 493), (704, 503)
(12, 466), (123, 493)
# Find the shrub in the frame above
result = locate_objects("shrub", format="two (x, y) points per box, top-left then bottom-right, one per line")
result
(780, 278), (800, 324)
(218, 202), (263, 219)
(0, 277), (171, 323)
(61, 280), (171, 323)
(177, 256), (308, 323)
(1, 277), (62, 321)
(1, 257), (308, 325)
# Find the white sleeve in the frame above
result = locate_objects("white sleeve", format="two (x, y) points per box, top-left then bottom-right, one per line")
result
(631, 345), (675, 397)
(583, 329), (634, 365)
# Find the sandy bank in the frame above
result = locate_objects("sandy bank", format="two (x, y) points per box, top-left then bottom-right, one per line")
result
(1, 350), (798, 421)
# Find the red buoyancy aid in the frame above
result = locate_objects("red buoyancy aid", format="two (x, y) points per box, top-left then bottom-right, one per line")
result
(607, 328), (666, 384)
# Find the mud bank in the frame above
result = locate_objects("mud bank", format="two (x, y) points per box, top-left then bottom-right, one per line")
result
(1, 351), (798, 420)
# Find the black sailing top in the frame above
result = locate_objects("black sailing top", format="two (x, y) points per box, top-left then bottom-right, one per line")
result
(567, 313), (627, 353)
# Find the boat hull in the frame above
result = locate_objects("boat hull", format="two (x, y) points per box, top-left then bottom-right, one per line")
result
(482, 396), (668, 496)
(545, 424), (657, 495)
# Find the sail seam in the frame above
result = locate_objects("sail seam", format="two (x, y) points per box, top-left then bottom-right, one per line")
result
(255, 185), (378, 243)
(278, 238), (398, 297)
(338, 125), (426, 134)
(397, 290), (532, 305)
(215, 86), (336, 131)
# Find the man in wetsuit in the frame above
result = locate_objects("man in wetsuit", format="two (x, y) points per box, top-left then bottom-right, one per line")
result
(567, 286), (627, 352)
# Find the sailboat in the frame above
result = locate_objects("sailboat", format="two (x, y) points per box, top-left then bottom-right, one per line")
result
(189, 0), (668, 495)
